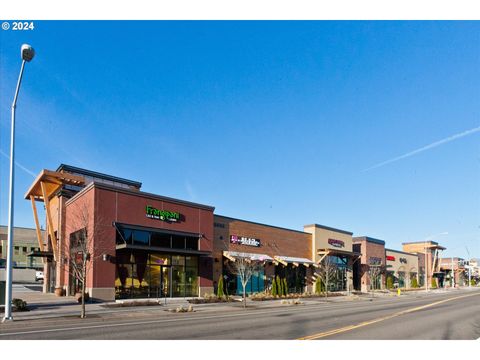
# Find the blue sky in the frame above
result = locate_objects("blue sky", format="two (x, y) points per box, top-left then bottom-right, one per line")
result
(0, 21), (479, 259)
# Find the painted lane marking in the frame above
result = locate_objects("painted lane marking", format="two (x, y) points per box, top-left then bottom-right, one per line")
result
(298, 292), (480, 340)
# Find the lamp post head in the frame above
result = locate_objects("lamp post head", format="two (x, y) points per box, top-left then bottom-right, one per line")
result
(21, 44), (35, 62)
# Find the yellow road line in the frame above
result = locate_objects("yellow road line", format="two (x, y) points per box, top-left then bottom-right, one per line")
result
(298, 291), (480, 340)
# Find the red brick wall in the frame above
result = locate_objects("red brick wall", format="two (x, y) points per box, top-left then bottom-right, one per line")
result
(353, 239), (386, 290)
(212, 215), (312, 285)
(64, 184), (215, 291)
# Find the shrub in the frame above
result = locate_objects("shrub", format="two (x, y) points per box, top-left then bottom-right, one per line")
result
(386, 276), (394, 289)
(411, 277), (418, 288)
(271, 277), (278, 297)
(283, 278), (288, 296)
(314, 277), (321, 294)
(276, 276), (282, 297)
(471, 279), (476, 286)
(217, 276), (224, 298)
(12, 298), (28, 312)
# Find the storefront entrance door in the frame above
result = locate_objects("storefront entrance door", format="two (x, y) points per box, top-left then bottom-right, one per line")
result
(161, 266), (170, 297)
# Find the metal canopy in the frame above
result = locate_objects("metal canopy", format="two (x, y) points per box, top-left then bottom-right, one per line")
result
(223, 251), (273, 262)
(274, 256), (314, 267)
(116, 243), (211, 257)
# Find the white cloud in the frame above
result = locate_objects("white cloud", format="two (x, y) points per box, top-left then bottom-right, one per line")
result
(364, 126), (480, 172)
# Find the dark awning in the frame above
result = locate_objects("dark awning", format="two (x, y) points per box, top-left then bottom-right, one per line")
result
(116, 243), (211, 257)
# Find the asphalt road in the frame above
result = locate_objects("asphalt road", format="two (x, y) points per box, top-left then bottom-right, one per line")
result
(1, 289), (479, 340)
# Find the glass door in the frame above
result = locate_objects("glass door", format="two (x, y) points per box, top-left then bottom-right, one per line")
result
(161, 266), (171, 298)
(149, 265), (161, 298)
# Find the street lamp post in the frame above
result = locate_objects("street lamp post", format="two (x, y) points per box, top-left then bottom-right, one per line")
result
(2, 44), (35, 322)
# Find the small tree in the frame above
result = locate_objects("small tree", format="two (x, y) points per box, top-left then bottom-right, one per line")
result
(314, 277), (322, 294)
(66, 200), (107, 319)
(411, 277), (418, 288)
(368, 265), (387, 291)
(283, 278), (288, 296)
(226, 254), (264, 308)
(217, 275), (224, 298)
(316, 255), (337, 298)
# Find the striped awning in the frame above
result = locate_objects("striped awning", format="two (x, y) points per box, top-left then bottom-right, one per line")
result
(274, 256), (315, 267)
(223, 251), (273, 262)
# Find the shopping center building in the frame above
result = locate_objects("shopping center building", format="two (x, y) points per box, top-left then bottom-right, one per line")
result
(385, 248), (419, 289)
(26, 165), (215, 300)
(23, 164), (449, 301)
(352, 236), (386, 292)
(213, 215), (314, 295)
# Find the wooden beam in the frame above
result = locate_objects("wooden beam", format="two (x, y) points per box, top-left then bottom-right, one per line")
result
(317, 250), (330, 264)
(30, 195), (46, 265)
(431, 248), (438, 274)
(40, 181), (58, 261)
(274, 257), (288, 266)
(223, 252), (236, 262)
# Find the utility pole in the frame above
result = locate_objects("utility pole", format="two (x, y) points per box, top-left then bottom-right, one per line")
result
(451, 257), (455, 288)
(465, 247), (472, 288)
(425, 245), (429, 293)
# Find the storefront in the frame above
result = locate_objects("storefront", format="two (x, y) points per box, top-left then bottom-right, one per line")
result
(26, 165), (215, 301)
(402, 241), (446, 288)
(385, 249), (419, 289)
(352, 236), (386, 292)
(304, 224), (360, 292)
(213, 215), (314, 296)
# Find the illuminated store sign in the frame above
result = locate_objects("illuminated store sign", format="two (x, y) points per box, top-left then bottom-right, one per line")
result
(386, 255), (395, 261)
(328, 239), (345, 248)
(146, 205), (180, 222)
(369, 257), (382, 265)
(399, 258), (407, 264)
(230, 235), (261, 247)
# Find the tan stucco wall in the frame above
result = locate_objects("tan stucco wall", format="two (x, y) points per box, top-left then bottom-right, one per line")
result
(304, 225), (353, 262)
(386, 249), (419, 288)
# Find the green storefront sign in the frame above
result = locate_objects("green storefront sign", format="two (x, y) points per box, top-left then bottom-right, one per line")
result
(146, 205), (180, 222)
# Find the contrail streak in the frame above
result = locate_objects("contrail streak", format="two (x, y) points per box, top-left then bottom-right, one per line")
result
(0, 149), (37, 178)
(364, 126), (480, 172)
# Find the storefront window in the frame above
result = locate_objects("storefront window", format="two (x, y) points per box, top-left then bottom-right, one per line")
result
(185, 266), (198, 297)
(133, 230), (150, 246)
(115, 263), (133, 299)
(398, 271), (406, 288)
(172, 255), (185, 266)
(150, 254), (170, 266)
(116, 228), (133, 244)
(172, 266), (185, 297)
(116, 250), (198, 299)
(172, 235), (186, 249)
(151, 233), (171, 248)
(185, 237), (199, 250)
(185, 256), (197, 267)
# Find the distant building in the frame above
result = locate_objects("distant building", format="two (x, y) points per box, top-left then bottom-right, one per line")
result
(0, 225), (45, 269)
